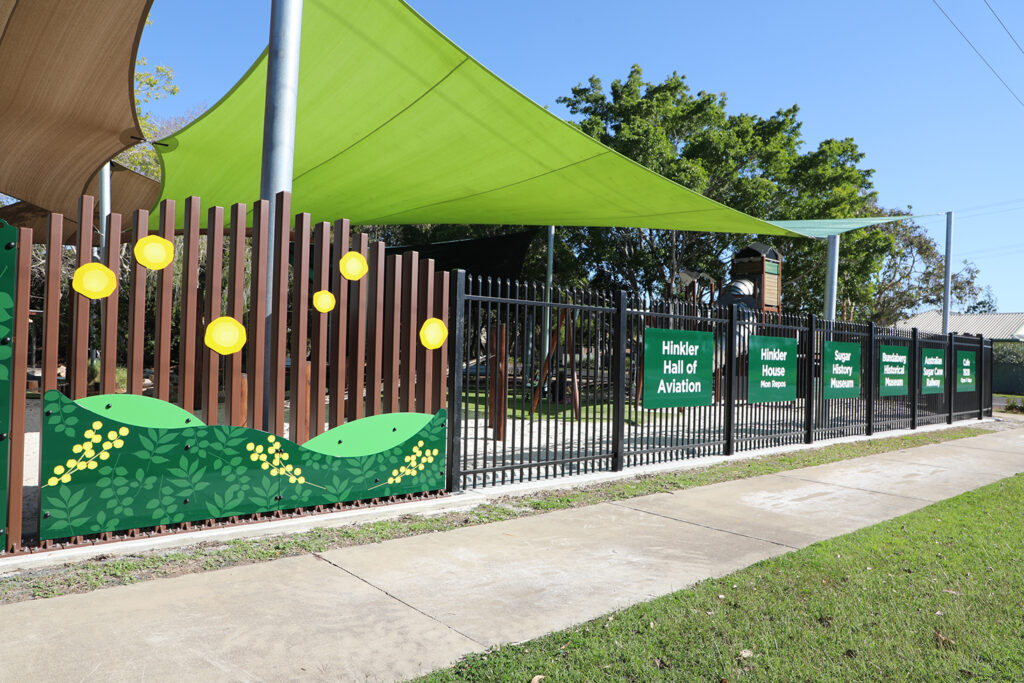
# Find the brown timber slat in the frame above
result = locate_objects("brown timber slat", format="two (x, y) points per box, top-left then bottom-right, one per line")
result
(100, 213), (122, 394)
(201, 206), (225, 425)
(178, 197), (202, 412)
(225, 204), (247, 426)
(269, 192), (291, 436)
(126, 209), (148, 395)
(246, 200), (270, 430)
(399, 252), (419, 412)
(346, 233), (369, 422)
(6, 227), (31, 552)
(309, 221), (330, 438)
(154, 200), (175, 402)
(41, 213), (63, 393)
(433, 270), (450, 410)
(69, 195), (94, 399)
(382, 254), (402, 414)
(365, 240), (386, 416)
(290, 212), (311, 442)
(328, 219), (350, 427)
(416, 258), (435, 413)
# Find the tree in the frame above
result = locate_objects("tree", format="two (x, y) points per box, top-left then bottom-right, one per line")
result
(555, 65), (887, 306)
(556, 65), (992, 321)
(115, 42), (181, 178)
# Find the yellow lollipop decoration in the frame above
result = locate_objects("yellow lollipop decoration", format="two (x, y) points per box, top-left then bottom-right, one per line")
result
(419, 318), (448, 350)
(204, 316), (247, 355)
(134, 235), (175, 270)
(338, 251), (368, 281)
(312, 290), (336, 313)
(71, 263), (117, 300)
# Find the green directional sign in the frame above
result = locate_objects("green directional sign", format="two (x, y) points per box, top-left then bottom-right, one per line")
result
(748, 335), (798, 403)
(921, 348), (945, 395)
(823, 341), (861, 399)
(642, 328), (714, 408)
(956, 351), (977, 393)
(878, 344), (910, 397)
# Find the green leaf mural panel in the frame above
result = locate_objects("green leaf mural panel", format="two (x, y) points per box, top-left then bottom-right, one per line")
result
(40, 392), (446, 540)
(0, 220), (17, 543)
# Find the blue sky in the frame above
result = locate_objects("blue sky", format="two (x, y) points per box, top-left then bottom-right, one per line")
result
(140, 0), (1024, 311)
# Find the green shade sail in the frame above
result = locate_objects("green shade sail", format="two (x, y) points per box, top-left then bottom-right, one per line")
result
(155, 0), (793, 236)
(769, 216), (936, 238)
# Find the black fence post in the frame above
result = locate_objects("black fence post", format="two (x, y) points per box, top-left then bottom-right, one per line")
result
(724, 303), (737, 455)
(611, 290), (627, 471)
(946, 332), (955, 425)
(804, 313), (815, 445)
(446, 269), (466, 493)
(866, 322), (876, 436)
(910, 327), (919, 430)
(977, 334), (984, 420)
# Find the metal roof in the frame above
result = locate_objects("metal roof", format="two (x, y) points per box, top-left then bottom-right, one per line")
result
(896, 310), (1024, 341)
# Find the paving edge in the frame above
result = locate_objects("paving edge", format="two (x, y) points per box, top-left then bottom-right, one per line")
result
(0, 418), (999, 574)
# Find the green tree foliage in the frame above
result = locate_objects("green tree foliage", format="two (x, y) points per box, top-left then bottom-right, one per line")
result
(115, 43), (181, 178)
(551, 65), (991, 321)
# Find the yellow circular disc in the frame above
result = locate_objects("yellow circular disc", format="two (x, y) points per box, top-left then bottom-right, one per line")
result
(419, 318), (448, 350)
(71, 263), (117, 300)
(134, 235), (175, 270)
(204, 316), (247, 355)
(312, 289), (336, 313)
(338, 251), (368, 281)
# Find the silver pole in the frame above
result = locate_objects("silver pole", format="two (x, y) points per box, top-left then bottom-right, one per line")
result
(823, 234), (840, 320)
(942, 211), (953, 334)
(259, 0), (303, 426)
(97, 161), (111, 259)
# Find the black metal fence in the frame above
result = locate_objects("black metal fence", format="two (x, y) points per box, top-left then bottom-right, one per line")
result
(447, 273), (994, 491)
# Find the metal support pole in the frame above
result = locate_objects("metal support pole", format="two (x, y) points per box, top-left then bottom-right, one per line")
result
(98, 162), (111, 258)
(259, 0), (303, 426)
(447, 270), (466, 492)
(724, 304), (737, 455)
(942, 211), (953, 334)
(823, 234), (840, 320)
(610, 290), (627, 471)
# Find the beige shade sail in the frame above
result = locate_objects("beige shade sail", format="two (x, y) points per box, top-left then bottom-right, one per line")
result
(0, 0), (154, 239)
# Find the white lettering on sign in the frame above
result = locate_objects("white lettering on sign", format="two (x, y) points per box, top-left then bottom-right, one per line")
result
(760, 347), (788, 361)
(834, 350), (852, 362)
(830, 378), (854, 389)
(657, 378), (702, 394)
(662, 340), (699, 356)
(882, 352), (907, 364)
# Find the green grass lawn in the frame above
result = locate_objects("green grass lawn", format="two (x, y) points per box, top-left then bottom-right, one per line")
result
(420, 473), (1024, 682)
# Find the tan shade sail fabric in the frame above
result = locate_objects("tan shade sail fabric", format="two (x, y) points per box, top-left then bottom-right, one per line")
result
(0, 163), (161, 243)
(156, 0), (793, 236)
(0, 0), (152, 222)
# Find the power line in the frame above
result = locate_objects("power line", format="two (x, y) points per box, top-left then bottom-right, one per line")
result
(931, 0), (1024, 109)
(982, 0), (1024, 59)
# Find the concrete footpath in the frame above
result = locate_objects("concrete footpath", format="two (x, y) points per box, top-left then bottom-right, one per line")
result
(0, 428), (1021, 682)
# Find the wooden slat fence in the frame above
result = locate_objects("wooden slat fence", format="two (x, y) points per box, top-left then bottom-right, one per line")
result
(1, 192), (450, 552)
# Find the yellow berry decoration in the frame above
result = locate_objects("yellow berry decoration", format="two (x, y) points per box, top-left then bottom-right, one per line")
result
(118, 426), (129, 436)
(134, 234), (175, 270)
(338, 251), (368, 281)
(72, 263), (117, 300)
(47, 477), (58, 487)
(204, 316), (247, 355)
(313, 290), (336, 313)
(419, 318), (448, 350)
